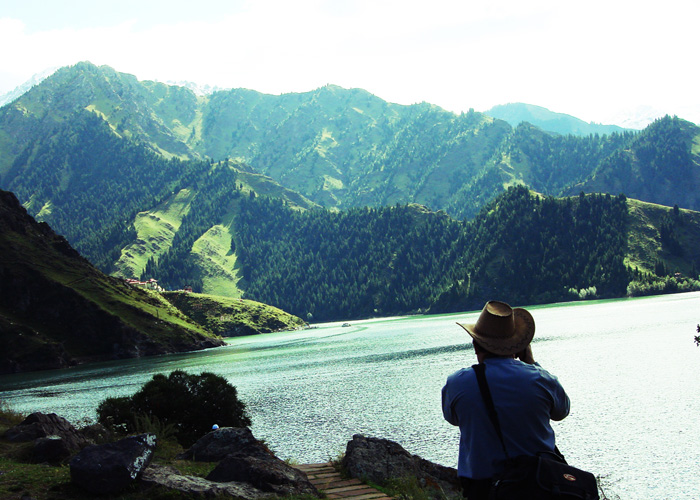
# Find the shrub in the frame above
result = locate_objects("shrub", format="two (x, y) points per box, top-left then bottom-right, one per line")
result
(97, 370), (251, 447)
(96, 396), (134, 433)
(0, 400), (24, 428)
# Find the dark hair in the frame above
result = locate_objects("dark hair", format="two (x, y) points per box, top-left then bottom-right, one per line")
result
(472, 340), (506, 358)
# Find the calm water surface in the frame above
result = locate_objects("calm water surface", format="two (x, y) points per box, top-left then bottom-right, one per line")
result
(2, 292), (699, 500)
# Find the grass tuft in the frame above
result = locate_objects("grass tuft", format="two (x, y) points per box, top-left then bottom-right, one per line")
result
(370, 476), (442, 500)
(0, 400), (24, 428)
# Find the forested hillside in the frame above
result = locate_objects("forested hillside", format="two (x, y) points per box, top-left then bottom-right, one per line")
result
(1, 103), (316, 274)
(0, 189), (224, 374)
(570, 116), (700, 210)
(1, 62), (700, 322)
(168, 186), (697, 322)
(3, 62), (700, 222)
(4, 110), (209, 268)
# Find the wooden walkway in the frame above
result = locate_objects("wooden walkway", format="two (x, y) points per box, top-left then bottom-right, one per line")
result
(296, 463), (392, 500)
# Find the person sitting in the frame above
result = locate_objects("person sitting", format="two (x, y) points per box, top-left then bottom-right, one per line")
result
(441, 300), (570, 500)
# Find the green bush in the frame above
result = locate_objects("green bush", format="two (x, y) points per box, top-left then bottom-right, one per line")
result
(0, 400), (24, 429)
(97, 370), (251, 447)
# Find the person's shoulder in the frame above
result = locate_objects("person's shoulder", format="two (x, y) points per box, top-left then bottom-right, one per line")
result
(446, 366), (475, 384)
(527, 362), (565, 385)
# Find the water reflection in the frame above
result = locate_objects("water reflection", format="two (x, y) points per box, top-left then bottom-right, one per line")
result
(1, 293), (699, 500)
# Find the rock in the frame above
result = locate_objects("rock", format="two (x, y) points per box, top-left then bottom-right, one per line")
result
(177, 426), (272, 462)
(342, 434), (461, 499)
(207, 454), (320, 497)
(4, 412), (89, 452)
(79, 423), (112, 444)
(141, 464), (274, 499)
(70, 433), (156, 495)
(177, 426), (320, 497)
(32, 435), (73, 464)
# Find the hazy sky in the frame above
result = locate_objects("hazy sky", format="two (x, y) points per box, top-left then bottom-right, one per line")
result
(1, 0), (698, 125)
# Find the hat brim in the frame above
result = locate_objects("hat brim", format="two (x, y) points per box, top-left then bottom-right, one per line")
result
(457, 308), (535, 356)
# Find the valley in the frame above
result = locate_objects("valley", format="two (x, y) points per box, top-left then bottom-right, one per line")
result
(0, 62), (699, 351)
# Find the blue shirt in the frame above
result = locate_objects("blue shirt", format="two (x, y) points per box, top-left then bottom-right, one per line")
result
(442, 357), (570, 479)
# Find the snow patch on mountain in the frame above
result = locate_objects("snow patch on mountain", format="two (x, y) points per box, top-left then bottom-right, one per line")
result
(163, 80), (230, 96)
(603, 105), (700, 130)
(0, 67), (59, 107)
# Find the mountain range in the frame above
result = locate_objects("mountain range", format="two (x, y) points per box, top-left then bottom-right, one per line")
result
(4, 63), (700, 215)
(1, 66), (689, 131)
(485, 103), (632, 136)
(0, 61), (699, 324)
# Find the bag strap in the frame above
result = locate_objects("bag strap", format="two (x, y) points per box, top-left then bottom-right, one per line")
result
(473, 363), (568, 466)
(472, 363), (510, 460)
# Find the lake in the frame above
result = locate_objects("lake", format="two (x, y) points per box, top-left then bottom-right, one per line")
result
(2, 292), (699, 500)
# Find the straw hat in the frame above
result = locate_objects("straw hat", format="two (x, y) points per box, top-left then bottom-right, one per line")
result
(457, 300), (535, 355)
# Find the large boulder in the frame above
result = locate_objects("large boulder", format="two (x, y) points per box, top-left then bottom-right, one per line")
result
(207, 454), (320, 497)
(141, 464), (274, 499)
(177, 427), (272, 462)
(342, 434), (461, 499)
(70, 433), (156, 495)
(32, 435), (74, 464)
(4, 412), (89, 452)
(177, 426), (320, 498)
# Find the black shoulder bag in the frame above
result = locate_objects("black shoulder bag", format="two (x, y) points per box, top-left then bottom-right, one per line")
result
(472, 363), (599, 500)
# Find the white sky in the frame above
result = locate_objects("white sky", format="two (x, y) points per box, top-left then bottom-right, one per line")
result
(1, 0), (699, 126)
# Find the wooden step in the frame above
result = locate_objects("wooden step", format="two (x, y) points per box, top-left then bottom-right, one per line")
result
(296, 462), (393, 500)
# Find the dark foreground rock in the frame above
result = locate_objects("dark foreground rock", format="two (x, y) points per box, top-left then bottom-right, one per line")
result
(32, 435), (75, 464)
(342, 434), (461, 499)
(4, 412), (90, 464)
(177, 426), (272, 461)
(4, 412), (89, 447)
(208, 453), (320, 497)
(172, 426), (320, 498)
(70, 433), (156, 495)
(141, 464), (274, 499)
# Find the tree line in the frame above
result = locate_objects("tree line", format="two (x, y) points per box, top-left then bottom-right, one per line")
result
(222, 186), (677, 321)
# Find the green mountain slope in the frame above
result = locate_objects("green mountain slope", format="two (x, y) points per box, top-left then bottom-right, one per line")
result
(0, 189), (224, 374)
(433, 189), (700, 312)
(3, 62), (700, 224)
(114, 187), (198, 279)
(0, 99), (316, 291)
(163, 292), (307, 336)
(1, 62), (700, 321)
(0, 63), (507, 217)
(625, 198), (700, 279)
(486, 102), (630, 136)
(570, 116), (700, 210)
(217, 187), (700, 321)
(496, 123), (635, 194)
(134, 159), (318, 295)
(1, 106), (221, 269)
(198, 85), (513, 214)
(0, 61), (198, 170)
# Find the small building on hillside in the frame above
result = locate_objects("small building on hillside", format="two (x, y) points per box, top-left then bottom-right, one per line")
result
(125, 278), (164, 292)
